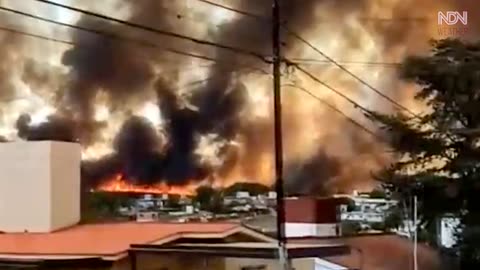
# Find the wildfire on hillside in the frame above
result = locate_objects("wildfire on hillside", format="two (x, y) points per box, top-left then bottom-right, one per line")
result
(1, 0), (477, 195)
(95, 174), (197, 196)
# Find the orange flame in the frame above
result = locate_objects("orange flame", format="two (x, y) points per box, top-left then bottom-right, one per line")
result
(95, 174), (197, 196)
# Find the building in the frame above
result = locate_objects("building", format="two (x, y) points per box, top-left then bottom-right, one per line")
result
(284, 197), (351, 238)
(339, 194), (397, 225)
(0, 141), (351, 269)
(293, 234), (443, 270)
(0, 221), (348, 269)
(0, 141), (81, 233)
(436, 215), (460, 248)
(244, 197), (443, 270)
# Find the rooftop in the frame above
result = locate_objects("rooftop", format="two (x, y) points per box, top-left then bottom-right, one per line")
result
(0, 222), (239, 257)
(290, 235), (442, 270)
(131, 241), (350, 259)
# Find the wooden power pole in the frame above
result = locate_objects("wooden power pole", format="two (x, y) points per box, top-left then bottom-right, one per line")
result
(272, 0), (290, 269)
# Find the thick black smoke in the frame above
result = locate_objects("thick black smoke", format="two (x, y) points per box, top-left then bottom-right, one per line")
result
(285, 149), (341, 196)
(16, 113), (77, 142)
(77, 0), (324, 188)
(14, 0), (375, 191)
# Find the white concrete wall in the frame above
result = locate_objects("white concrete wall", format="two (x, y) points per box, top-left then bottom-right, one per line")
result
(0, 141), (81, 233)
(50, 142), (81, 231)
(285, 223), (339, 238)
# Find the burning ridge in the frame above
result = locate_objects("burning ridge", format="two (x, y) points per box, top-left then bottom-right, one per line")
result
(1, 0), (477, 193)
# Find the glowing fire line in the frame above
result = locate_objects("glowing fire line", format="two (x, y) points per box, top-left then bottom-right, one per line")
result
(95, 174), (197, 196)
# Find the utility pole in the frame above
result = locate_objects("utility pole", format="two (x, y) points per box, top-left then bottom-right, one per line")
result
(272, 0), (289, 269)
(413, 195), (418, 270)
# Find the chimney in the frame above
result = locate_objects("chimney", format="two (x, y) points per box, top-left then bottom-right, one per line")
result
(0, 141), (81, 233)
(284, 197), (350, 238)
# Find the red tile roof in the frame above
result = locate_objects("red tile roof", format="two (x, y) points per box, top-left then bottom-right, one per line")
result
(0, 222), (238, 256)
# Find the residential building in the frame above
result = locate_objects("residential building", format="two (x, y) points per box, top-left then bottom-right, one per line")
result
(0, 141), (351, 270)
(437, 215), (460, 248)
(339, 194), (397, 225)
(284, 197), (352, 238)
(0, 141), (81, 233)
(244, 196), (443, 270)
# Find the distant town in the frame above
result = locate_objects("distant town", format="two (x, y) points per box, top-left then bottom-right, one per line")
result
(85, 184), (457, 247)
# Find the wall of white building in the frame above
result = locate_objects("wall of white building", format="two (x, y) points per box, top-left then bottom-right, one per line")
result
(0, 141), (81, 233)
(285, 223), (339, 238)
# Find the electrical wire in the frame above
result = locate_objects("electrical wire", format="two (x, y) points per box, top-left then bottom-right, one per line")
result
(290, 64), (373, 115)
(0, 4), (383, 142)
(0, 5), (273, 77)
(284, 83), (383, 140)
(282, 28), (418, 117)
(33, 0), (270, 63)
(0, 6), (222, 63)
(197, 0), (266, 20)
(192, 0), (417, 116)
(197, 0), (429, 23)
(289, 58), (401, 67)
(0, 22), (269, 81)
(0, 24), (73, 46)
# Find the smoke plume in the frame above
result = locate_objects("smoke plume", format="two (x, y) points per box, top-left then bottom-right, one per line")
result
(0, 0), (478, 193)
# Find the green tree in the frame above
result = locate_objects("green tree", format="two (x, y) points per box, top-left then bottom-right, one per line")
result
(369, 188), (387, 199)
(194, 186), (223, 212)
(224, 182), (271, 196)
(384, 207), (403, 232)
(81, 192), (132, 222)
(370, 39), (480, 268)
(166, 194), (181, 208)
(341, 221), (362, 236)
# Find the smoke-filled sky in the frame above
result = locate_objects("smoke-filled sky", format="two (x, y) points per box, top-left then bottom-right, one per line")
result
(0, 0), (477, 193)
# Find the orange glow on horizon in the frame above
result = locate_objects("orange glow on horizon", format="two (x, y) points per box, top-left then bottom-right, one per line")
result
(95, 174), (198, 196)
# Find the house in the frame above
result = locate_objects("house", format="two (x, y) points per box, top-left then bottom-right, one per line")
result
(293, 235), (443, 270)
(339, 194), (397, 225)
(0, 141), (350, 269)
(244, 197), (353, 238)
(284, 197), (352, 238)
(0, 221), (349, 269)
(244, 196), (443, 270)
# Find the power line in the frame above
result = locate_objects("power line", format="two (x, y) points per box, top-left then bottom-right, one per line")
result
(0, 26), (379, 142)
(284, 83), (382, 140)
(0, 22), (270, 81)
(0, 24), (74, 46)
(291, 64), (373, 115)
(197, 0), (429, 23)
(289, 58), (401, 67)
(282, 29), (417, 117)
(192, 0), (417, 116)
(197, 0), (266, 20)
(0, 6), (223, 63)
(0, 5), (270, 75)
(34, 0), (270, 63)
(10, 1), (391, 124)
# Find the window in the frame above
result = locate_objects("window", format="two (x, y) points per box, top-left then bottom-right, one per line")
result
(241, 265), (267, 270)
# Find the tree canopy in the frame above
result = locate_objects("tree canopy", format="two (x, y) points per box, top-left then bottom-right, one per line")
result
(223, 182), (271, 196)
(371, 38), (480, 268)
(194, 186), (223, 212)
